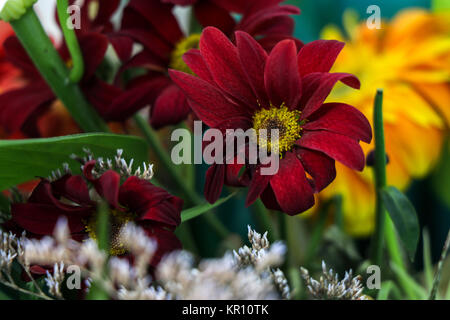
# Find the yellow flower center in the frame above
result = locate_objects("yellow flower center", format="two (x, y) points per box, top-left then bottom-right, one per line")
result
(169, 33), (201, 75)
(253, 103), (303, 156)
(85, 210), (136, 256)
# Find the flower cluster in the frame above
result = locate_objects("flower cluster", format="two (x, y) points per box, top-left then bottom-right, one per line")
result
(4, 149), (183, 272)
(170, 26), (372, 214)
(2, 222), (292, 300)
(300, 261), (367, 300)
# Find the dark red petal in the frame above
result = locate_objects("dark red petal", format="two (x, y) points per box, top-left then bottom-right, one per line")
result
(0, 82), (54, 133)
(204, 164), (225, 204)
(245, 166), (272, 207)
(161, 0), (196, 5)
(300, 72), (360, 119)
(210, 0), (252, 13)
(169, 69), (250, 127)
(104, 77), (171, 121)
(92, 0), (120, 27)
(237, 5), (300, 36)
(183, 49), (214, 83)
(199, 27), (257, 108)
(150, 85), (191, 129)
(78, 33), (109, 80)
(260, 185), (282, 212)
(141, 224), (182, 267)
(297, 40), (345, 76)
(116, 29), (173, 61)
(107, 33), (133, 61)
(295, 148), (336, 192)
(298, 131), (365, 171)
(94, 170), (121, 208)
(194, 0), (236, 35)
(114, 51), (167, 87)
(264, 39), (301, 108)
(126, 0), (184, 45)
(244, 0), (286, 13)
(120, 177), (182, 227)
(269, 152), (315, 215)
(3, 36), (39, 76)
(257, 34), (303, 53)
(82, 79), (122, 119)
(51, 175), (92, 206)
(303, 102), (372, 143)
(235, 31), (269, 106)
(225, 162), (249, 187)
(11, 203), (88, 235)
(253, 16), (295, 37)
(28, 179), (89, 213)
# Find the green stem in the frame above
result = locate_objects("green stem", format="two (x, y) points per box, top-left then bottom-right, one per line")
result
(305, 199), (331, 263)
(133, 114), (230, 240)
(283, 214), (302, 267)
(9, 9), (109, 133)
(56, 0), (84, 83)
(429, 228), (450, 300)
(369, 89), (414, 298)
(370, 89), (387, 266)
(251, 199), (277, 242)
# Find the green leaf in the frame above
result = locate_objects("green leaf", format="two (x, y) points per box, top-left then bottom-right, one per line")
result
(181, 192), (237, 223)
(381, 186), (419, 261)
(0, 133), (148, 191)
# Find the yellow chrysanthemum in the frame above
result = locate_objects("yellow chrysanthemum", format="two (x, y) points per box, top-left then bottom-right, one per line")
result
(318, 9), (450, 236)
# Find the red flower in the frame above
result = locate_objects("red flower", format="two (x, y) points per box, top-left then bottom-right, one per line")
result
(0, 22), (22, 95)
(8, 161), (183, 267)
(0, 1), (137, 137)
(170, 27), (372, 215)
(116, 0), (301, 129)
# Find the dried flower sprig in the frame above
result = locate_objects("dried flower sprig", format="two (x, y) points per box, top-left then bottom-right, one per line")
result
(70, 148), (154, 181)
(233, 226), (290, 299)
(0, 229), (53, 300)
(300, 261), (368, 300)
(2, 222), (290, 300)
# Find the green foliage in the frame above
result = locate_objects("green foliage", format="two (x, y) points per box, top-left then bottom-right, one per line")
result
(181, 192), (237, 223)
(0, 133), (148, 192)
(381, 186), (419, 261)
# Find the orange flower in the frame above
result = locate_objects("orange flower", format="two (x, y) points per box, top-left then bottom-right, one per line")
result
(318, 9), (450, 236)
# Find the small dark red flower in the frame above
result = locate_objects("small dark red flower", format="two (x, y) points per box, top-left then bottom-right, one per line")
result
(8, 161), (183, 267)
(169, 27), (372, 215)
(116, 0), (301, 129)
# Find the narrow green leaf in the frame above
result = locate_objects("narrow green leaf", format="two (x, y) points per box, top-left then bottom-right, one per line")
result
(96, 201), (110, 253)
(181, 192), (237, 223)
(381, 186), (419, 261)
(377, 281), (394, 300)
(86, 202), (110, 300)
(422, 229), (434, 290)
(0, 133), (148, 191)
(390, 262), (427, 299)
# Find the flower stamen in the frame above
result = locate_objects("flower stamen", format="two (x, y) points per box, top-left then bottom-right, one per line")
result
(169, 34), (201, 75)
(252, 103), (302, 156)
